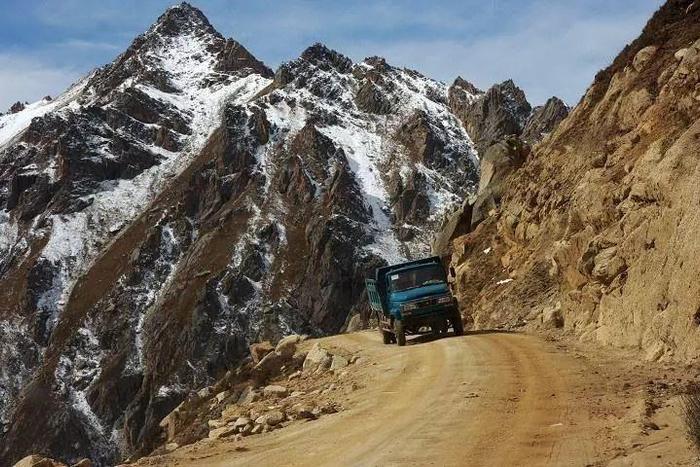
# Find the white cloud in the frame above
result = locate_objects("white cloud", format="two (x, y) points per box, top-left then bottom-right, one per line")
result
(0, 54), (81, 111)
(1, 0), (665, 111)
(337, 1), (662, 104)
(55, 39), (121, 52)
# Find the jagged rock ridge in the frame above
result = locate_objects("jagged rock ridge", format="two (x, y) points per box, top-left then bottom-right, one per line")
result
(521, 96), (569, 144)
(448, 78), (569, 152)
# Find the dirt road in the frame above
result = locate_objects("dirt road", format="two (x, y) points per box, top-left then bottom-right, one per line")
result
(150, 331), (696, 466)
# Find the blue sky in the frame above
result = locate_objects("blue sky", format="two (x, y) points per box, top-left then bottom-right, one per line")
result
(0, 0), (663, 110)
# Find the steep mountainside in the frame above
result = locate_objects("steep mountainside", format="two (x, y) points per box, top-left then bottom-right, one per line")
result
(0, 2), (532, 464)
(450, 0), (700, 363)
(0, 4), (273, 464)
(0, 2), (572, 464)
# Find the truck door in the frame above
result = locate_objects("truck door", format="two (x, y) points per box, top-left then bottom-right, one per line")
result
(365, 279), (385, 320)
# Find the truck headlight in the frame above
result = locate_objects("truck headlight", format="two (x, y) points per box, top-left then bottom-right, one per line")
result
(437, 295), (453, 304)
(401, 302), (418, 311)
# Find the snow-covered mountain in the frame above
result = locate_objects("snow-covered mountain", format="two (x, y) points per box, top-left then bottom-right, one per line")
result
(0, 3), (563, 464)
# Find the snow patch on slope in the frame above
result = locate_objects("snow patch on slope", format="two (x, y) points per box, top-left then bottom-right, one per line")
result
(318, 123), (404, 263)
(0, 79), (88, 150)
(131, 223), (183, 370)
(35, 27), (271, 337)
(0, 211), (18, 255)
(0, 320), (38, 426)
(258, 56), (478, 263)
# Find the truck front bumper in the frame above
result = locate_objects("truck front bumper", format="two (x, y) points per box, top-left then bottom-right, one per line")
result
(401, 305), (456, 327)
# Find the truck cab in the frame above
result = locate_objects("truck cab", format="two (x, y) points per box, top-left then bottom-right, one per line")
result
(366, 256), (464, 346)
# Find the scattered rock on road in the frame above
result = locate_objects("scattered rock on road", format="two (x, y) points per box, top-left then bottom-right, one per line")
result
(208, 426), (237, 439)
(150, 337), (360, 455)
(238, 386), (261, 405)
(291, 403), (317, 420)
(256, 410), (285, 426)
(233, 417), (251, 429)
(263, 384), (288, 397)
(330, 355), (349, 370)
(303, 343), (332, 372)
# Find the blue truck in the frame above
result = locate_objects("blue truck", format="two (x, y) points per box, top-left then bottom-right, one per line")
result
(365, 256), (464, 346)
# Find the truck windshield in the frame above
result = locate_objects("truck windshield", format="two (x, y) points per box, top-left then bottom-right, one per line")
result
(388, 265), (445, 292)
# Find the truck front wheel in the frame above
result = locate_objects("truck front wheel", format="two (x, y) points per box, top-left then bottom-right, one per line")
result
(432, 319), (447, 338)
(395, 320), (406, 346)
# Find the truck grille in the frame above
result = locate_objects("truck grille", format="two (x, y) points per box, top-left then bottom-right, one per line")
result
(416, 297), (439, 308)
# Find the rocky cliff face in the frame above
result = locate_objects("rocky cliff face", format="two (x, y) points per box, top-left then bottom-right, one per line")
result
(521, 96), (569, 144)
(0, 3), (503, 464)
(450, 0), (700, 363)
(449, 79), (530, 153)
(448, 79), (570, 153)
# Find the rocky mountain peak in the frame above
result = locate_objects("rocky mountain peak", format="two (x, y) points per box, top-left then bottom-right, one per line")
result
(86, 3), (270, 97)
(270, 43), (354, 94)
(543, 95), (566, 109)
(449, 78), (532, 153)
(300, 43), (353, 73)
(494, 78), (518, 92)
(488, 79), (531, 122)
(362, 56), (391, 71)
(8, 101), (26, 114)
(521, 96), (569, 143)
(452, 76), (483, 96)
(447, 76), (568, 160)
(151, 2), (218, 38)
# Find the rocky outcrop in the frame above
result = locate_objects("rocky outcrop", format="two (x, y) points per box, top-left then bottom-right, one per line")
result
(521, 97), (569, 144)
(447, 77), (482, 124)
(9, 102), (26, 114)
(449, 79), (568, 154)
(430, 199), (473, 256)
(451, 76), (482, 97)
(153, 336), (354, 452)
(450, 79), (531, 153)
(471, 137), (530, 229)
(431, 136), (529, 255)
(449, 0), (700, 365)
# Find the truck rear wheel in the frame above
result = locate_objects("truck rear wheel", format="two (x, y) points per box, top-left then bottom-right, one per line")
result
(395, 320), (406, 346)
(380, 328), (392, 344)
(452, 312), (464, 336)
